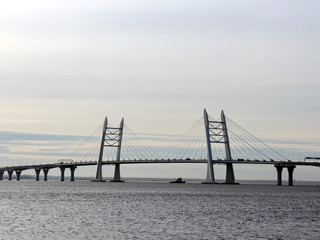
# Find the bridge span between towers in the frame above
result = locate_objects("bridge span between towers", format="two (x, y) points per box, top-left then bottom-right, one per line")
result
(1, 109), (319, 185)
(1, 159), (320, 185)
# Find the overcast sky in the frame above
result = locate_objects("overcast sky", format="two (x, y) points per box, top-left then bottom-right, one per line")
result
(0, 0), (319, 181)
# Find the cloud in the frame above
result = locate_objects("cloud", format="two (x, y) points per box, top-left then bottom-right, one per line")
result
(0, 131), (88, 166)
(0, 131), (85, 142)
(0, 1), (319, 180)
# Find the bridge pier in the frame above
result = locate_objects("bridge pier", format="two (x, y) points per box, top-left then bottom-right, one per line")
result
(35, 169), (41, 181)
(287, 166), (296, 186)
(276, 166), (283, 186)
(60, 167), (66, 181)
(275, 164), (296, 186)
(110, 163), (124, 182)
(70, 166), (76, 182)
(7, 170), (13, 181)
(225, 163), (235, 184)
(0, 170), (4, 180)
(15, 170), (22, 181)
(43, 168), (49, 181)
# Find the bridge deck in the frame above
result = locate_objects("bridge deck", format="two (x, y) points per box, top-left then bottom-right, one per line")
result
(1, 159), (320, 171)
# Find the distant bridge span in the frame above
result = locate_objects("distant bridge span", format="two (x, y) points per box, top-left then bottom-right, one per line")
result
(1, 159), (320, 184)
(1, 109), (319, 185)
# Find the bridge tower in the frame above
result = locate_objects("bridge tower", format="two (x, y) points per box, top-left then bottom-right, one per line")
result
(92, 117), (124, 182)
(203, 109), (235, 184)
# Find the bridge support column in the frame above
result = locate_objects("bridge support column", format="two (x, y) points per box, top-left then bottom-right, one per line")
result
(15, 170), (22, 181)
(225, 163), (235, 184)
(0, 170), (4, 180)
(35, 169), (41, 181)
(60, 167), (66, 181)
(110, 164), (124, 182)
(203, 109), (215, 184)
(7, 170), (13, 181)
(43, 168), (49, 181)
(276, 165), (283, 186)
(287, 166), (296, 186)
(92, 117), (108, 182)
(221, 110), (236, 184)
(70, 166), (76, 182)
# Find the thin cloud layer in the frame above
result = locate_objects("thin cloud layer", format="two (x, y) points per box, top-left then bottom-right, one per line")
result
(0, 0), (319, 179)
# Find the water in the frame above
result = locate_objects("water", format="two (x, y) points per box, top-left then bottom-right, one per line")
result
(0, 181), (319, 240)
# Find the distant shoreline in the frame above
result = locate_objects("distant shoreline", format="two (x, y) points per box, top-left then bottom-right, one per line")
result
(1, 175), (320, 185)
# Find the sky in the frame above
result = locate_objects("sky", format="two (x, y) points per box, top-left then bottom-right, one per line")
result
(0, 0), (319, 181)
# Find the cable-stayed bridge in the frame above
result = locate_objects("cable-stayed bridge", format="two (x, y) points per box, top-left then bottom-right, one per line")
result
(1, 109), (319, 185)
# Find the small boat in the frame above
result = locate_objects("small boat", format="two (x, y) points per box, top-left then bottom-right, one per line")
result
(170, 177), (185, 183)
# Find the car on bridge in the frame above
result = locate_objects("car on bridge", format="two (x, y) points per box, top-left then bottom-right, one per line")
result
(57, 159), (74, 164)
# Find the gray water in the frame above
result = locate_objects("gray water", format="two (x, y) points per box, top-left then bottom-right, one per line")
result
(0, 181), (319, 240)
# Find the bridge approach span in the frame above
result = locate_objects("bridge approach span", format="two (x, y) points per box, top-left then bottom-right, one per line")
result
(1, 159), (320, 184)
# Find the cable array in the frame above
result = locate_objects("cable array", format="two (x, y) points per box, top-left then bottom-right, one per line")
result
(161, 116), (207, 160)
(62, 114), (289, 163)
(225, 117), (288, 161)
(0, 111), (306, 170)
(121, 124), (162, 160)
(66, 124), (102, 162)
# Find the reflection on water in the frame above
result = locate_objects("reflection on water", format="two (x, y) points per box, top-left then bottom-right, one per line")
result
(0, 181), (319, 239)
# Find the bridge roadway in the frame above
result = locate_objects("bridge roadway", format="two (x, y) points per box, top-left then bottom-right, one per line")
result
(0, 159), (319, 184)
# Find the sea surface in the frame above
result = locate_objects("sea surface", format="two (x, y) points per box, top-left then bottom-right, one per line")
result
(0, 181), (319, 240)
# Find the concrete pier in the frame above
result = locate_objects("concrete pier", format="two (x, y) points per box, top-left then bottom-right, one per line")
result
(7, 170), (13, 181)
(43, 168), (49, 181)
(276, 165), (283, 186)
(60, 167), (66, 181)
(287, 166), (296, 186)
(110, 163), (124, 182)
(15, 170), (22, 181)
(70, 166), (76, 181)
(275, 164), (296, 186)
(35, 169), (41, 181)
(225, 163), (235, 184)
(0, 170), (4, 180)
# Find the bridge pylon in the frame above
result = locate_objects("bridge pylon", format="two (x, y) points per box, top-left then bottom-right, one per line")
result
(92, 117), (124, 182)
(203, 109), (235, 184)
